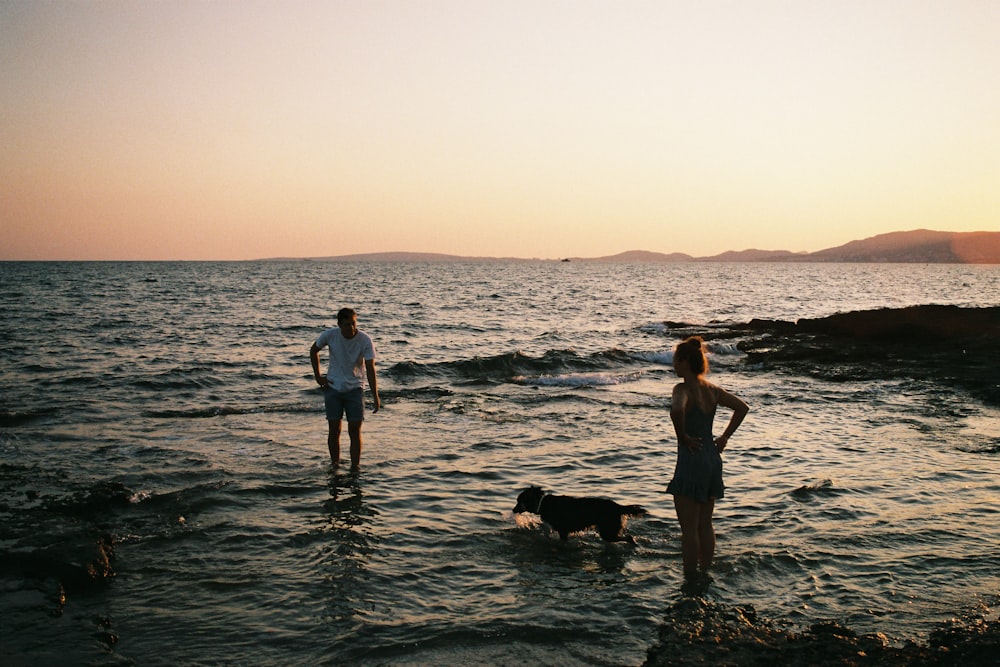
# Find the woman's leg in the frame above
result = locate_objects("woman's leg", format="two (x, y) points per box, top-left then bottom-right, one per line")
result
(673, 494), (702, 577)
(697, 498), (716, 570)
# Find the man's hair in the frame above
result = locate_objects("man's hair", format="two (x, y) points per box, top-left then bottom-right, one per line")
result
(337, 308), (357, 324)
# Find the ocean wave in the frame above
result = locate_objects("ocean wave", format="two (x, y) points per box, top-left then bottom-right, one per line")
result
(635, 321), (747, 364)
(386, 348), (639, 383)
(145, 405), (278, 419)
(790, 479), (846, 500)
(634, 350), (674, 365)
(515, 370), (644, 388)
(142, 387), (454, 419)
(44, 480), (137, 516)
(134, 373), (227, 391)
(0, 407), (58, 427)
(709, 341), (743, 355)
(957, 437), (1000, 454)
(639, 320), (746, 337)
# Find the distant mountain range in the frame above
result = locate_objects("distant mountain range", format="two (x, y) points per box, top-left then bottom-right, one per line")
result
(291, 230), (1000, 264)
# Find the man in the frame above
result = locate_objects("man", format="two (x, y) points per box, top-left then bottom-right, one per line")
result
(310, 308), (380, 469)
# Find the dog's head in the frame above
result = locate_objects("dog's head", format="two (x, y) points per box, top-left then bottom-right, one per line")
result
(513, 486), (546, 514)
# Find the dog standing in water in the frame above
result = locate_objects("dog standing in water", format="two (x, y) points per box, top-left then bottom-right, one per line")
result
(513, 486), (647, 544)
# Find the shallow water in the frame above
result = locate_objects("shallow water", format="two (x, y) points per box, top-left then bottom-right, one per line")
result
(1, 260), (999, 665)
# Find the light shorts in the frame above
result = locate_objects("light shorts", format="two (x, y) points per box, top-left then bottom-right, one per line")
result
(323, 386), (364, 423)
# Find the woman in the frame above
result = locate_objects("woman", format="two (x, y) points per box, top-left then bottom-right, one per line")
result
(667, 336), (749, 578)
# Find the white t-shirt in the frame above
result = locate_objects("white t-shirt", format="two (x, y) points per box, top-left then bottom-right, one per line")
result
(315, 328), (375, 392)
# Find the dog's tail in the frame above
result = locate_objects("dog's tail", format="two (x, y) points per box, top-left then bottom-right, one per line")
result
(622, 505), (647, 517)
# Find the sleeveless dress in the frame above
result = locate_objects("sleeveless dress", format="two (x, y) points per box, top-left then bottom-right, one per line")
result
(666, 403), (725, 502)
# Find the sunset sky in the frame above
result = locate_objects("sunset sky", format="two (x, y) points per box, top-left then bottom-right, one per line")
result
(2, 1), (998, 261)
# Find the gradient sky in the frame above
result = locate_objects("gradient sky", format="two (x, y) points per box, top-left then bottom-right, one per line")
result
(2, 1), (998, 260)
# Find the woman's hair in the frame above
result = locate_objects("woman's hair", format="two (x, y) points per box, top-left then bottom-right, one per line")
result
(674, 335), (708, 376)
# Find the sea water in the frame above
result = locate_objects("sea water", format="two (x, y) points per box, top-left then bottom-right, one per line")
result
(1, 261), (998, 665)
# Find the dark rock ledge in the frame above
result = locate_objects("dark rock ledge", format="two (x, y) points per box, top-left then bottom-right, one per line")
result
(734, 305), (1000, 406)
(743, 305), (1000, 342)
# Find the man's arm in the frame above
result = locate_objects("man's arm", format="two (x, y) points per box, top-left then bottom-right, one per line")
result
(365, 358), (380, 413)
(310, 343), (328, 387)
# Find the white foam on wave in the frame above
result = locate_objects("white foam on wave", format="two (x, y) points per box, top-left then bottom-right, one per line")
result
(635, 344), (742, 366)
(506, 510), (542, 529)
(638, 322), (671, 335)
(636, 351), (674, 365)
(128, 490), (152, 504)
(516, 370), (643, 387)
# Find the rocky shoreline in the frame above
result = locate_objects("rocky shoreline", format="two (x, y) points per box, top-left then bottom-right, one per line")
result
(733, 305), (1000, 407)
(644, 597), (1000, 666)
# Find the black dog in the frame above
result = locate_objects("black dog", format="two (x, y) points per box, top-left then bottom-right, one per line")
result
(513, 486), (647, 544)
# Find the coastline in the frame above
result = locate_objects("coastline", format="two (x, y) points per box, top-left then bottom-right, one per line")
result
(260, 230), (1000, 264)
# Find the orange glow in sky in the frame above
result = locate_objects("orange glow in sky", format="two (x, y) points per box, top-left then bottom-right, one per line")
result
(2, 1), (998, 260)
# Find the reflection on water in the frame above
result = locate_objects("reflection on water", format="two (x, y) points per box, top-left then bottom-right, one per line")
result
(324, 469), (373, 529)
(318, 470), (378, 630)
(2, 261), (999, 665)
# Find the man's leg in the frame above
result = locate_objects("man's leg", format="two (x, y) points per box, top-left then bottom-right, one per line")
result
(347, 421), (362, 470)
(344, 387), (365, 471)
(327, 419), (342, 465)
